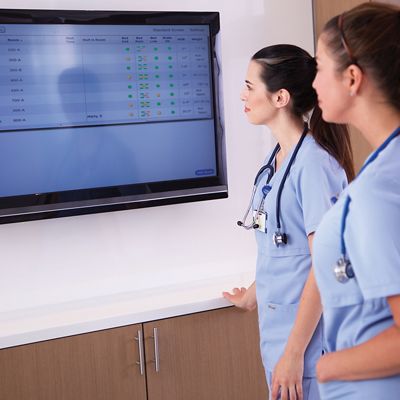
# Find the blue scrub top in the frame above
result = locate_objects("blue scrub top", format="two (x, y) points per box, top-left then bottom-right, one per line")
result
(313, 135), (400, 399)
(254, 134), (347, 377)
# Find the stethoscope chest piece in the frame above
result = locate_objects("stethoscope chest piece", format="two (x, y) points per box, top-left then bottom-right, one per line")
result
(333, 126), (400, 285)
(272, 231), (287, 247)
(334, 257), (355, 283)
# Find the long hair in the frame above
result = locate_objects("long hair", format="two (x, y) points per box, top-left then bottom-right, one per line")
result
(252, 44), (355, 181)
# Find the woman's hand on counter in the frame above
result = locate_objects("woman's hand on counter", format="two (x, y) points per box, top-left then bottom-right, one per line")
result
(222, 281), (257, 311)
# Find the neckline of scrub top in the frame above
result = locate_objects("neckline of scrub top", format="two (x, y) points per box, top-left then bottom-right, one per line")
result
(270, 134), (313, 185)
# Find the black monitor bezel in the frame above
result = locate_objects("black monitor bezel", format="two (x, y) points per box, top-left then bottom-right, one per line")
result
(0, 9), (227, 224)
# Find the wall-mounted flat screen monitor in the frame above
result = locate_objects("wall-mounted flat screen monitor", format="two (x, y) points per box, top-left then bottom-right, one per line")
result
(0, 9), (227, 223)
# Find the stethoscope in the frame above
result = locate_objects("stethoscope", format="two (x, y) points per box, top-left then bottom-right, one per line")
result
(237, 123), (309, 247)
(334, 125), (400, 283)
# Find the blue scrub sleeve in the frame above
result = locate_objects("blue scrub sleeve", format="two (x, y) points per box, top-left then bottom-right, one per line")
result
(295, 156), (345, 236)
(346, 176), (400, 300)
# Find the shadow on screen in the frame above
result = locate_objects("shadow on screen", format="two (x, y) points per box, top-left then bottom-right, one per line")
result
(46, 65), (139, 203)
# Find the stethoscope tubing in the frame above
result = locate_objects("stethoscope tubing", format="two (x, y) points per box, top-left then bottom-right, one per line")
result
(237, 144), (280, 229)
(275, 128), (308, 231)
(339, 126), (400, 259)
(238, 123), (309, 236)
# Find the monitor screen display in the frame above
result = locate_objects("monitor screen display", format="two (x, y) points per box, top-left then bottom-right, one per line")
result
(0, 10), (227, 223)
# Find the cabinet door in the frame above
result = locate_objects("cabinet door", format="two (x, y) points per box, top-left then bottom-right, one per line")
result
(144, 307), (268, 400)
(0, 324), (147, 400)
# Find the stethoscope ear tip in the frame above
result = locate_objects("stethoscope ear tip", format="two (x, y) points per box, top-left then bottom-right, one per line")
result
(237, 221), (243, 226)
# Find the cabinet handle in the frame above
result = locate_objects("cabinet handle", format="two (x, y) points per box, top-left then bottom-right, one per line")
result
(134, 330), (145, 375)
(151, 327), (160, 373)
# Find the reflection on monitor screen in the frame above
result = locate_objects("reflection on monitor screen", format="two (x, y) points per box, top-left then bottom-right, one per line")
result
(0, 10), (227, 223)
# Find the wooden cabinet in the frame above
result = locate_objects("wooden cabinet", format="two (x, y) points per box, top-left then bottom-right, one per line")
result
(145, 307), (267, 400)
(0, 324), (147, 400)
(0, 307), (268, 400)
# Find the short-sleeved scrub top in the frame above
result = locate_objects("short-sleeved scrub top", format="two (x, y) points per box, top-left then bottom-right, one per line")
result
(254, 134), (347, 377)
(313, 134), (400, 399)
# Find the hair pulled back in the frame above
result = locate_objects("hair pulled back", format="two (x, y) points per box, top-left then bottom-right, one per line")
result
(252, 44), (355, 181)
(322, 2), (400, 111)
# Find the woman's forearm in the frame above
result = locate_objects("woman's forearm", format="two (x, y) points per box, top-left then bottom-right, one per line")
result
(317, 325), (400, 382)
(318, 295), (400, 382)
(284, 267), (322, 356)
(284, 233), (322, 356)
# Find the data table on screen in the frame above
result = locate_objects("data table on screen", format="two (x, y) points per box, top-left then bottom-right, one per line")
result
(0, 25), (213, 131)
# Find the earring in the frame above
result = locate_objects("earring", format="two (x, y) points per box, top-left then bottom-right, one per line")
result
(349, 91), (355, 97)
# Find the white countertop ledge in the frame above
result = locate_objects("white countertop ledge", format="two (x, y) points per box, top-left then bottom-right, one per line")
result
(0, 270), (254, 349)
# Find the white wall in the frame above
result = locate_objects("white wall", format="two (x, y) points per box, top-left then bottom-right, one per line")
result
(0, 0), (314, 312)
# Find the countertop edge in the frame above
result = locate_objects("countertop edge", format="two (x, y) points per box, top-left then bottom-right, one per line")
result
(0, 271), (254, 349)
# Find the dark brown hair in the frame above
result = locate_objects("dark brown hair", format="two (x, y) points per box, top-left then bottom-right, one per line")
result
(252, 45), (355, 181)
(322, 2), (400, 110)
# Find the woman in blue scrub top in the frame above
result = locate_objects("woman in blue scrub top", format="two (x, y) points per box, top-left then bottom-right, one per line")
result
(312, 3), (400, 399)
(223, 44), (354, 400)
